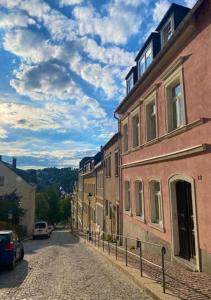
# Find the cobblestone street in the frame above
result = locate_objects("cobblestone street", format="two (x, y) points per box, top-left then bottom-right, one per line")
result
(0, 230), (151, 300)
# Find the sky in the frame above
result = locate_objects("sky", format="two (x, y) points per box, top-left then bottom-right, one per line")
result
(0, 0), (197, 169)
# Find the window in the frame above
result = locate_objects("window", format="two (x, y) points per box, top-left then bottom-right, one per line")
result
(106, 200), (109, 216)
(123, 123), (128, 153)
(150, 180), (162, 225)
(132, 113), (140, 148)
(162, 18), (173, 46)
(168, 83), (184, 131)
(0, 176), (4, 186)
(146, 100), (157, 141)
(124, 181), (131, 212)
(105, 156), (111, 177)
(115, 151), (119, 176)
(126, 74), (133, 94)
(138, 45), (153, 78)
(109, 202), (112, 219)
(135, 181), (143, 217)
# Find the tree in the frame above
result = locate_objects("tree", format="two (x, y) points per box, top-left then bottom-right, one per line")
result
(0, 191), (25, 224)
(35, 192), (49, 221)
(59, 196), (70, 221)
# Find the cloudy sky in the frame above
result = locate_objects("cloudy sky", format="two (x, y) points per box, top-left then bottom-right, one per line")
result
(0, 0), (196, 169)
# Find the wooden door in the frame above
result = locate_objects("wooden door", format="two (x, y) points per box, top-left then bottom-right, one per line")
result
(176, 181), (196, 260)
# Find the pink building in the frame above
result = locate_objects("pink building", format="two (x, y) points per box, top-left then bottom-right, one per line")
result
(115, 0), (211, 274)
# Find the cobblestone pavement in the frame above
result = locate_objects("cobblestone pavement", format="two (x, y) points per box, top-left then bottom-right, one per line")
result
(0, 230), (151, 300)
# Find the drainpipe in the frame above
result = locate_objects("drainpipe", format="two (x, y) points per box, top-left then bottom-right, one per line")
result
(114, 112), (123, 241)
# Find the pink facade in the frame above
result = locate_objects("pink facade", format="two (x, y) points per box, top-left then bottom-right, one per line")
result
(116, 0), (211, 273)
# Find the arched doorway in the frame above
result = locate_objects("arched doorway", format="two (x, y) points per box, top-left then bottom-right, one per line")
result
(169, 175), (200, 270)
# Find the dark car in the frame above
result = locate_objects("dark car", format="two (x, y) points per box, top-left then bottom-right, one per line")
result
(0, 230), (24, 270)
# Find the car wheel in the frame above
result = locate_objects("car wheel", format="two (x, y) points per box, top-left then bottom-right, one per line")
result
(20, 249), (24, 261)
(8, 255), (16, 271)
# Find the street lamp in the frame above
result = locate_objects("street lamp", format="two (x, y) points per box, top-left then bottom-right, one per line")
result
(87, 192), (92, 240)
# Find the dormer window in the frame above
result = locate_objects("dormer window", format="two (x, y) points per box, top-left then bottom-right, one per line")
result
(126, 74), (133, 94)
(161, 17), (173, 46)
(138, 45), (153, 78)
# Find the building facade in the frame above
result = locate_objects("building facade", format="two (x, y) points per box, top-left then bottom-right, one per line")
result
(115, 0), (211, 274)
(0, 158), (36, 235)
(103, 133), (120, 237)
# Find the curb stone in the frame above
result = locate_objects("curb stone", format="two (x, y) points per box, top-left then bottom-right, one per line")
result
(73, 232), (180, 300)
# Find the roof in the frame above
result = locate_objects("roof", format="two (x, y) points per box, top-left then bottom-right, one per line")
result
(102, 133), (119, 151)
(115, 0), (203, 114)
(0, 161), (36, 187)
(135, 32), (158, 62)
(125, 66), (136, 80)
(155, 3), (190, 31)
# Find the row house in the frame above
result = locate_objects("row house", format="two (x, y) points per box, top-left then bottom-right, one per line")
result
(77, 134), (121, 237)
(115, 0), (211, 274)
(103, 133), (120, 237)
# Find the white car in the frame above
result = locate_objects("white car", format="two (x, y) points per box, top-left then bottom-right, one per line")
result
(33, 221), (50, 239)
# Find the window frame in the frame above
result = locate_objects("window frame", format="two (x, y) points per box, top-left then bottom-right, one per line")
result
(138, 43), (153, 78)
(114, 150), (119, 177)
(126, 73), (134, 94)
(149, 179), (163, 228)
(122, 117), (129, 154)
(134, 179), (144, 220)
(145, 91), (158, 142)
(131, 107), (140, 149)
(164, 66), (186, 133)
(161, 16), (174, 47)
(124, 180), (131, 213)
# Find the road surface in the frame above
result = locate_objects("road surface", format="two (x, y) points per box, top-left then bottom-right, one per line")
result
(0, 230), (151, 300)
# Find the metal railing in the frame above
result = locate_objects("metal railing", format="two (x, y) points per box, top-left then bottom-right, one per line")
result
(80, 230), (166, 293)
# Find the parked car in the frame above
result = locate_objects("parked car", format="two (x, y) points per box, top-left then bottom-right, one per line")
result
(33, 221), (50, 239)
(0, 230), (24, 270)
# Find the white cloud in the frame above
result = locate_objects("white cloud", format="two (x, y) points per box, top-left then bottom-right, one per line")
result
(3, 29), (61, 63)
(82, 38), (134, 67)
(184, 0), (197, 7)
(0, 11), (36, 29)
(0, 128), (8, 138)
(59, 0), (84, 6)
(153, 0), (170, 22)
(70, 54), (119, 99)
(73, 3), (143, 45)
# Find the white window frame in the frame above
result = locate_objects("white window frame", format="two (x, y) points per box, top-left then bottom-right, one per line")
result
(145, 91), (158, 142)
(122, 118), (129, 153)
(135, 180), (144, 219)
(138, 43), (153, 78)
(161, 16), (174, 47)
(164, 66), (186, 133)
(131, 107), (140, 149)
(126, 74), (134, 94)
(124, 180), (131, 212)
(149, 179), (163, 227)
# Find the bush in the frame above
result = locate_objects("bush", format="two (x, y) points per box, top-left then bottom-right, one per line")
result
(0, 221), (25, 240)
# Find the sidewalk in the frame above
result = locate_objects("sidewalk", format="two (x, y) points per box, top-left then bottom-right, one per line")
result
(75, 231), (211, 300)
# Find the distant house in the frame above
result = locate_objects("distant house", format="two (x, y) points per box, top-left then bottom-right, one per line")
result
(0, 157), (36, 235)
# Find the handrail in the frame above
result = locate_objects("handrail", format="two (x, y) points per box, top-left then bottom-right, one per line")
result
(76, 229), (166, 293)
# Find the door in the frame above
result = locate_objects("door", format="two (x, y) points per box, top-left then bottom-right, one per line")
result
(176, 181), (196, 260)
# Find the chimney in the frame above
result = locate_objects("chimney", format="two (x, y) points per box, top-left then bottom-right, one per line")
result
(12, 157), (17, 169)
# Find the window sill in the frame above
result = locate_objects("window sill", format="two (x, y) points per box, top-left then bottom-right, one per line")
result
(149, 222), (165, 232)
(135, 216), (146, 223)
(124, 210), (132, 217)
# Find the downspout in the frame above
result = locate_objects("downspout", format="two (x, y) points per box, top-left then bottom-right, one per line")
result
(114, 112), (123, 240)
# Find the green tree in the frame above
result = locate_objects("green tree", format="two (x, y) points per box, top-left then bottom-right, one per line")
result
(44, 186), (60, 224)
(0, 192), (25, 224)
(59, 196), (70, 221)
(35, 192), (49, 221)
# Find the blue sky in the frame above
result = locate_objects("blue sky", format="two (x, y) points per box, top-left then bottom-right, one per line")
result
(0, 0), (196, 169)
